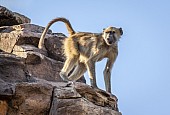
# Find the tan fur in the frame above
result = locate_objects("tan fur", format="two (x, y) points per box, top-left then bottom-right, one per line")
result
(0, 100), (8, 115)
(39, 17), (123, 93)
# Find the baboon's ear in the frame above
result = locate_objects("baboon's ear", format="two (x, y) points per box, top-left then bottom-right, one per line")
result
(119, 28), (123, 35)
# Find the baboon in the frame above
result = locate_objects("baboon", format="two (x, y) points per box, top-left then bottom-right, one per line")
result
(38, 17), (123, 93)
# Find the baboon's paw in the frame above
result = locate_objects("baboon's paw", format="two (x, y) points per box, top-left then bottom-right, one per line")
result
(59, 72), (70, 82)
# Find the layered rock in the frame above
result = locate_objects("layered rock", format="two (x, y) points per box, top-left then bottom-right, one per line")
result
(0, 24), (85, 82)
(0, 6), (121, 115)
(0, 5), (31, 26)
(49, 81), (120, 115)
(0, 77), (121, 115)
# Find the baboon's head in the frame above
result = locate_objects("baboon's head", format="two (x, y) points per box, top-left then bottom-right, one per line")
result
(102, 27), (123, 46)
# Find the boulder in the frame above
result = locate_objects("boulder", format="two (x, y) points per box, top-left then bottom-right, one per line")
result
(0, 79), (122, 115)
(7, 82), (53, 115)
(0, 6), (31, 26)
(0, 23), (51, 53)
(0, 23), (64, 61)
(0, 52), (27, 83)
(49, 82), (121, 115)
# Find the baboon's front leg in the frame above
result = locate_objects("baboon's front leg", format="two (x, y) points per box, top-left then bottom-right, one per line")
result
(86, 59), (97, 88)
(104, 57), (116, 93)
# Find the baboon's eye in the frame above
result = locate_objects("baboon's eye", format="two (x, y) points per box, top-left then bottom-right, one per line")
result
(109, 31), (115, 34)
(106, 31), (114, 34)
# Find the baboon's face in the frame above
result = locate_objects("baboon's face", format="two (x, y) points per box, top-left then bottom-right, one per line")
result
(102, 27), (123, 45)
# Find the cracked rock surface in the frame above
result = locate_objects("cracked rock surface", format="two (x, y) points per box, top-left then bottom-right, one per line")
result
(0, 6), (121, 115)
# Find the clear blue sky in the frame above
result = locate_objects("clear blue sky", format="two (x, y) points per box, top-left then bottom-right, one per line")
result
(1, 0), (170, 115)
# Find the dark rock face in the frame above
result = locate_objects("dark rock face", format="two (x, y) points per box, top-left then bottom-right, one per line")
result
(0, 6), (121, 115)
(0, 5), (31, 26)
(7, 82), (53, 115)
(0, 53), (26, 83)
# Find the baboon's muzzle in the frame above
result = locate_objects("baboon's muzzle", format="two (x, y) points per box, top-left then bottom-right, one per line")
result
(107, 36), (116, 45)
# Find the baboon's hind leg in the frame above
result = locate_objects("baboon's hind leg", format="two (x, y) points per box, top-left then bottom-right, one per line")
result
(68, 62), (87, 81)
(60, 57), (78, 81)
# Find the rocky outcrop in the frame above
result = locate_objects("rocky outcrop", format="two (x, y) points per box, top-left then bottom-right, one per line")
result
(0, 5), (31, 26)
(0, 6), (121, 115)
(0, 78), (120, 115)
(0, 23), (85, 83)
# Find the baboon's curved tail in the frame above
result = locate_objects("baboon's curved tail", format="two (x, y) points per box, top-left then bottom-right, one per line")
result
(38, 17), (75, 49)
